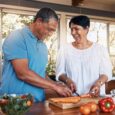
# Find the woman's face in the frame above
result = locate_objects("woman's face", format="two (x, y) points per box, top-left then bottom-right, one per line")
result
(70, 23), (89, 43)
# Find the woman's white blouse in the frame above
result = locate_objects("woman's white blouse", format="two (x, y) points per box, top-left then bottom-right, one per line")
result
(56, 43), (112, 95)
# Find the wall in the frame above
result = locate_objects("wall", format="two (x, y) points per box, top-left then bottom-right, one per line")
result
(0, 0), (115, 18)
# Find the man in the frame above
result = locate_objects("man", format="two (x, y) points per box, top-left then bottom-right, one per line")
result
(0, 8), (72, 102)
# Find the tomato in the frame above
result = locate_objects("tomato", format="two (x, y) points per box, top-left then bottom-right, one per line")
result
(79, 102), (98, 114)
(21, 95), (27, 99)
(0, 99), (8, 105)
(27, 100), (32, 106)
(80, 105), (91, 115)
(87, 102), (98, 112)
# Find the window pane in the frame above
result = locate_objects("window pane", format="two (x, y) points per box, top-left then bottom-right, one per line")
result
(66, 18), (115, 76)
(2, 13), (33, 42)
(0, 10), (2, 80)
(88, 22), (107, 48)
(45, 28), (59, 75)
(109, 24), (115, 55)
(66, 19), (108, 48)
(67, 18), (74, 43)
(109, 24), (115, 76)
(1, 12), (33, 67)
(1, 12), (59, 76)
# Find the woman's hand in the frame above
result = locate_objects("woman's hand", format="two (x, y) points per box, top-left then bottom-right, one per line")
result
(65, 78), (77, 93)
(89, 84), (100, 97)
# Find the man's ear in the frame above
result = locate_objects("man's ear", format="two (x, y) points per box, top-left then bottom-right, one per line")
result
(36, 18), (43, 23)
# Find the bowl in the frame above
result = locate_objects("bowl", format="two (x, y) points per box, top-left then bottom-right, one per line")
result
(0, 93), (33, 115)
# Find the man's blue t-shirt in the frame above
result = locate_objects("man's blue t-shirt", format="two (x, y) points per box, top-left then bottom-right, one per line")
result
(0, 26), (48, 102)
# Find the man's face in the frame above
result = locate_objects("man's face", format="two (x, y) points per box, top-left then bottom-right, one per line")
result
(36, 18), (58, 40)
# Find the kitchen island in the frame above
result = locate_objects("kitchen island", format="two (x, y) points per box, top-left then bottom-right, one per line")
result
(26, 101), (115, 115)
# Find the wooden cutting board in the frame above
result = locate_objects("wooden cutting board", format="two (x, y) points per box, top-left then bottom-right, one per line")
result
(48, 97), (101, 109)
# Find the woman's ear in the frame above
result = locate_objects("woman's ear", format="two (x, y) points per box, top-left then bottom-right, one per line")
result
(86, 26), (89, 29)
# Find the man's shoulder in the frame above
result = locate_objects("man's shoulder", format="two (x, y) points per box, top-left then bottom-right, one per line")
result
(8, 29), (23, 39)
(3, 27), (26, 47)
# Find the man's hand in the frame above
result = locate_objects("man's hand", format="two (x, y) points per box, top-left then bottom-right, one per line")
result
(65, 79), (76, 93)
(54, 83), (72, 97)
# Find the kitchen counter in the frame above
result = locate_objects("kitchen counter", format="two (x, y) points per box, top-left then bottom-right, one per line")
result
(26, 101), (115, 115)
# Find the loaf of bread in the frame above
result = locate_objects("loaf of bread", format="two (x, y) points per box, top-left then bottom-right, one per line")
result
(49, 96), (81, 103)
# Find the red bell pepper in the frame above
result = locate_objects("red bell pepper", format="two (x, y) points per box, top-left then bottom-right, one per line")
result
(98, 97), (115, 112)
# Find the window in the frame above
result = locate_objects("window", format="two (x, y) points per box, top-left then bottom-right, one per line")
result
(2, 12), (33, 43)
(109, 24), (115, 56)
(1, 12), (34, 68)
(0, 7), (115, 78)
(45, 28), (59, 75)
(66, 18), (74, 43)
(1, 11), (59, 76)
(66, 17), (115, 76)
(88, 21), (107, 48)
(67, 18), (108, 47)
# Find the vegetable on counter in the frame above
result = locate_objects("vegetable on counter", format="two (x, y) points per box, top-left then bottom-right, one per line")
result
(98, 97), (115, 113)
(80, 93), (92, 98)
(80, 102), (98, 114)
(0, 93), (33, 115)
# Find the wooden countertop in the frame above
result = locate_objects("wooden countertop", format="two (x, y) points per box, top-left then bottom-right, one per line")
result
(26, 101), (115, 115)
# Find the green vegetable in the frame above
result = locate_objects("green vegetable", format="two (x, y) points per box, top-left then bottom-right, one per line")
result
(0, 93), (33, 115)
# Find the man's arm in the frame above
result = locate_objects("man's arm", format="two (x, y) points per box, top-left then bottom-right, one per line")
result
(11, 59), (57, 89)
(59, 74), (76, 92)
(11, 59), (72, 97)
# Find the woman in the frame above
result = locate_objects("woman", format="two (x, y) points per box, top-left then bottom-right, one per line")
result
(56, 15), (112, 97)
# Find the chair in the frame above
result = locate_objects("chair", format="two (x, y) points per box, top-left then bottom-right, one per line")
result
(105, 80), (115, 94)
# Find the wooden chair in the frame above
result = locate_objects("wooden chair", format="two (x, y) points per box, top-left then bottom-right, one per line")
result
(105, 80), (115, 94)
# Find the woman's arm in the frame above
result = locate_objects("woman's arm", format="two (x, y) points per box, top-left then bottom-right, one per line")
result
(90, 46), (112, 96)
(89, 75), (108, 96)
(94, 74), (108, 87)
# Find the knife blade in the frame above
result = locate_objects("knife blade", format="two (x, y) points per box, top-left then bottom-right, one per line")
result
(74, 92), (80, 96)
(73, 90), (80, 96)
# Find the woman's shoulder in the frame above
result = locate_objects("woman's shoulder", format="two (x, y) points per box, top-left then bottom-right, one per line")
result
(93, 43), (106, 49)
(93, 43), (108, 53)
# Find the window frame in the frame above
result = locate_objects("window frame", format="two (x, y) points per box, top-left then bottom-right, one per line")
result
(0, 6), (115, 78)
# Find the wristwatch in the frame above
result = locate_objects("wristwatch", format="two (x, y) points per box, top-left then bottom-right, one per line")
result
(65, 79), (69, 83)
(97, 80), (103, 86)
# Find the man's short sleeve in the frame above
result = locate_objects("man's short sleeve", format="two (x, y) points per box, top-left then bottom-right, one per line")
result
(3, 30), (27, 61)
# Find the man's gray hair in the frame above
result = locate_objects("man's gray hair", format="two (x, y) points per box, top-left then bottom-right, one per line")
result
(34, 7), (58, 22)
